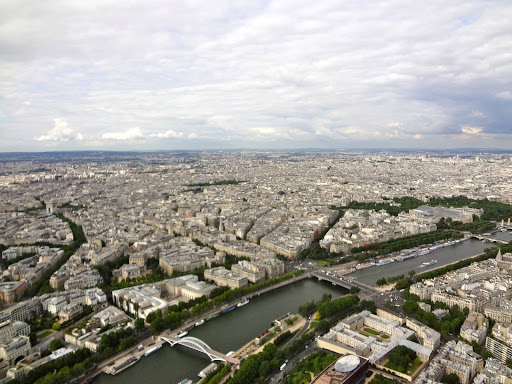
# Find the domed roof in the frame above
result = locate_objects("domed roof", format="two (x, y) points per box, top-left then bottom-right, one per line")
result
(334, 355), (360, 373)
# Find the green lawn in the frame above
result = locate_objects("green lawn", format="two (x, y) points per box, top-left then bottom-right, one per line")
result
(406, 358), (423, 375)
(309, 322), (319, 329)
(38, 330), (53, 339)
(364, 328), (380, 335)
(381, 334), (390, 339)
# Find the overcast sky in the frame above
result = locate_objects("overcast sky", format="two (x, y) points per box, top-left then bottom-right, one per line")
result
(1, 0), (512, 152)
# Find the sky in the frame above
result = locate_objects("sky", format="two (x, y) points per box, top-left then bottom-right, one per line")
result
(1, 0), (512, 152)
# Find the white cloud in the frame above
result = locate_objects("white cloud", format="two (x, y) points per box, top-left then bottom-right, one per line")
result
(35, 118), (83, 142)
(461, 126), (483, 135)
(496, 91), (512, 100)
(3, 1), (512, 150)
(102, 127), (144, 140)
(150, 130), (184, 138)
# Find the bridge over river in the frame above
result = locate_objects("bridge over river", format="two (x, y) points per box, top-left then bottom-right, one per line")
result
(161, 336), (240, 365)
(311, 271), (378, 298)
(469, 235), (508, 244)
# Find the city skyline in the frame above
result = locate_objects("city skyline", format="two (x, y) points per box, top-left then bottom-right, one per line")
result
(1, 0), (512, 152)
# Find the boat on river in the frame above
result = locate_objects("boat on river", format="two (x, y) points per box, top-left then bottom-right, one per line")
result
(421, 260), (437, 267)
(111, 356), (140, 375)
(237, 299), (249, 307)
(144, 345), (162, 357)
(175, 331), (188, 338)
(221, 306), (236, 314)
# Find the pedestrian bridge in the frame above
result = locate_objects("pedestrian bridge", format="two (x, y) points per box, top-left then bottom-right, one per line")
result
(161, 336), (240, 365)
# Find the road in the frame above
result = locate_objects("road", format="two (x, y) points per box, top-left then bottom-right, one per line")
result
(268, 343), (319, 384)
(282, 315), (311, 350)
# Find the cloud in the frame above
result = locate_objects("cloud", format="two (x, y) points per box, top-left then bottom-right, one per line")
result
(496, 91), (512, 100)
(461, 126), (483, 135)
(35, 119), (83, 142)
(102, 127), (144, 140)
(150, 130), (184, 138)
(3, 1), (512, 150)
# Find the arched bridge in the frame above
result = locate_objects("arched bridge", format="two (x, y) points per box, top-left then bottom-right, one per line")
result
(469, 235), (508, 244)
(161, 336), (240, 365)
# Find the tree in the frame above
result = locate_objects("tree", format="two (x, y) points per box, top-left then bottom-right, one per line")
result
(49, 338), (63, 352)
(29, 332), (37, 346)
(150, 317), (165, 334)
(440, 322), (451, 338)
(146, 312), (157, 324)
(360, 300), (377, 314)
(350, 286), (360, 294)
(441, 373), (460, 384)
(386, 346), (415, 373)
(376, 278), (388, 286)
(408, 270), (416, 277)
(134, 318), (144, 332)
(316, 320), (330, 334)
(402, 300), (419, 315)
(320, 293), (332, 303)
(258, 360), (271, 377)
(298, 301), (317, 317)
(52, 322), (61, 331)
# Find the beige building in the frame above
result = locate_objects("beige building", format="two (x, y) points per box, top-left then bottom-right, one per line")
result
(58, 303), (84, 322)
(112, 264), (146, 282)
(460, 312), (488, 345)
(0, 318), (31, 366)
(485, 301), (512, 324)
(231, 260), (266, 283)
(204, 267), (248, 289)
(49, 273), (68, 290)
(406, 318), (441, 350)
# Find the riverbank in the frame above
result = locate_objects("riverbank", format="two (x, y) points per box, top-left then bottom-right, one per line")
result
(374, 283), (396, 291)
(348, 238), (491, 285)
(232, 315), (307, 361)
(417, 252), (484, 275)
(93, 279), (346, 384)
(84, 274), (324, 384)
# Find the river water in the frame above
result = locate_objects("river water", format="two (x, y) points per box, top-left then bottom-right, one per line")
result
(94, 236), (509, 384)
(347, 238), (494, 285)
(490, 229), (512, 242)
(93, 279), (347, 384)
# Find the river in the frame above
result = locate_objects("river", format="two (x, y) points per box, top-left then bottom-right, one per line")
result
(94, 235), (510, 384)
(347, 238), (495, 285)
(93, 279), (347, 384)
